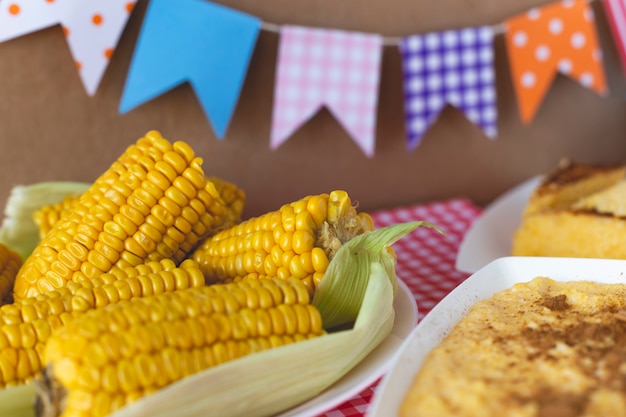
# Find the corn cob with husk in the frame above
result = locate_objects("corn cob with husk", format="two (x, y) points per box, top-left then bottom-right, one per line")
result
(0, 221), (438, 417)
(13, 131), (242, 301)
(0, 243), (22, 305)
(192, 190), (374, 295)
(0, 259), (205, 388)
(36, 277), (322, 417)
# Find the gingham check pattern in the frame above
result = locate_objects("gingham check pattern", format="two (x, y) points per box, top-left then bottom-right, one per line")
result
(271, 26), (383, 157)
(319, 198), (482, 417)
(400, 26), (497, 150)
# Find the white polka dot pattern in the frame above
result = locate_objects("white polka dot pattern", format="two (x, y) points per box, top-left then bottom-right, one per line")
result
(503, 0), (607, 123)
(399, 26), (497, 150)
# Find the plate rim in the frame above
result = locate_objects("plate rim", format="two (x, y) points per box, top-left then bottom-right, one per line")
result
(278, 277), (418, 417)
(455, 176), (541, 273)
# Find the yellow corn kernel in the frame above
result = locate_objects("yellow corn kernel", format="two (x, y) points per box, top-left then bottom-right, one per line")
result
(41, 277), (324, 417)
(33, 194), (81, 240)
(208, 177), (245, 225)
(0, 243), (22, 305)
(192, 190), (373, 294)
(0, 259), (205, 388)
(13, 131), (242, 301)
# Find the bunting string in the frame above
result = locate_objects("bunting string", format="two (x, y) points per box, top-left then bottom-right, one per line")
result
(261, 21), (508, 46)
(0, 0), (623, 157)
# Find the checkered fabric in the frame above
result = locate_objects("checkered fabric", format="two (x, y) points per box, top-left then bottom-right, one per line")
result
(270, 25), (383, 157)
(318, 198), (482, 417)
(400, 26), (497, 150)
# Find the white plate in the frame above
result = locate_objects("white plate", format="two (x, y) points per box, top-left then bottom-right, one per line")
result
(367, 256), (626, 417)
(279, 278), (418, 417)
(455, 176), (541, 273)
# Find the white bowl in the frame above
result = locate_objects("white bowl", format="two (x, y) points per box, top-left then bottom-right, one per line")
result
(367, 256), (626, 417)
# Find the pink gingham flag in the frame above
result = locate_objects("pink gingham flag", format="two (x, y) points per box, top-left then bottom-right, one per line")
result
(271, 26), (383, 157)
(604, 0), (626, 75)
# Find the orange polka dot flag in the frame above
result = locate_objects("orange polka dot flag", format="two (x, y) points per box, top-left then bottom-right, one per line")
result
(0, 0), (137, 95)
(504, 0), (608, 124)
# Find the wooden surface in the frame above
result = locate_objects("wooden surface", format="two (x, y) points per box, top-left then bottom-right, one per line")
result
(0, 0), (624, 219)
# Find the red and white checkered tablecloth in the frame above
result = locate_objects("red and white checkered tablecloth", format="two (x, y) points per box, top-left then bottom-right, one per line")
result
(318, 198), (483, 417)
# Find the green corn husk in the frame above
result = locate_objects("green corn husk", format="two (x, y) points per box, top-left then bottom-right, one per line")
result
(313, 221), (443, 329)
(0, 383), (36, 417)
(0, 221), (440, 417)
(107, 222), (440, 417)
(0, 181), (90, 260)
(110, 262), (395, 417)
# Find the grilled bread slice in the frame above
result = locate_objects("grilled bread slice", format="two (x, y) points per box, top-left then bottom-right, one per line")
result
(511, 160), (626, 258)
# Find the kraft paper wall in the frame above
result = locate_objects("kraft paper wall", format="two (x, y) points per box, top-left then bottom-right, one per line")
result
(0, 0), (625, 218)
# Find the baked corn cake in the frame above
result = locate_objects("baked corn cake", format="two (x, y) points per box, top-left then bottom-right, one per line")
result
(512, 160), (626, 258)
(400, 277), (626, 417)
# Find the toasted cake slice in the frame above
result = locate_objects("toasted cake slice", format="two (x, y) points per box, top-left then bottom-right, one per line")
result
(522, 159), (626, 216)
(512, 160), (626, 258)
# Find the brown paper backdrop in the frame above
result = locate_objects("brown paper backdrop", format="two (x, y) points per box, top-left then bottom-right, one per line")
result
(0, 0), (625, 219)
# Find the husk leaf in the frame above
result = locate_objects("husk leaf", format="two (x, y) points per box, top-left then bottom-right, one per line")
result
(0, 221), (437, 417)
(312, 221), (443, 329)
(0, 382), (36, 417)
(0, 181), (90, 260)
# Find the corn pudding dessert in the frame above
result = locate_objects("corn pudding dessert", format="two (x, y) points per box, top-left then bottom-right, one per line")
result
(400, 277), (626, 417)
(512, 160), (626, 259)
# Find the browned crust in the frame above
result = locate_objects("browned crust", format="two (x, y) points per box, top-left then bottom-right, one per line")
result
(536, 159), (626, 197)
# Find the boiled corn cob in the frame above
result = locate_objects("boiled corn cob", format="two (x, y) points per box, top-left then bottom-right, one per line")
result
(37, 277), (323, 417)
(207, 176), (246, 227)
(13, 130), (239, 300)
(0, 259), (204, 388)
(32, 194), (80, 240)
(192, 190), (374, 294)
(0, 243), (21, 305)
(33, 178), (245, 241)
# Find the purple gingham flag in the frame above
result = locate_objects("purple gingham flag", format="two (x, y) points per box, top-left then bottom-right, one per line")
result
(400, 26), (497, 150)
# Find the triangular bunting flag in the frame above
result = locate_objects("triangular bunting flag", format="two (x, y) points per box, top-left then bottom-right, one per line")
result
(400, 26), (497, 150)
(119, 0), (261, 139)
(270, 26), (383, 157)
(0, 0), (136, 95)
(0, 1), (69, 39)
(603, 0), (626, 76)
(504, 0), (608, 124)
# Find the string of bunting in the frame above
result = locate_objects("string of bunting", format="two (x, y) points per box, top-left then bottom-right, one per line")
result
(0, 0), (624, 157)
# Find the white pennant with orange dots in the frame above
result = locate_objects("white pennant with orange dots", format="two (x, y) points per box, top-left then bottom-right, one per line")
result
(0, 0), (137, 95)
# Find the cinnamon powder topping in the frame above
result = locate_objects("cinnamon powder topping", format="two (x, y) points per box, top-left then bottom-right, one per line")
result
(400, 277), (626, 417)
